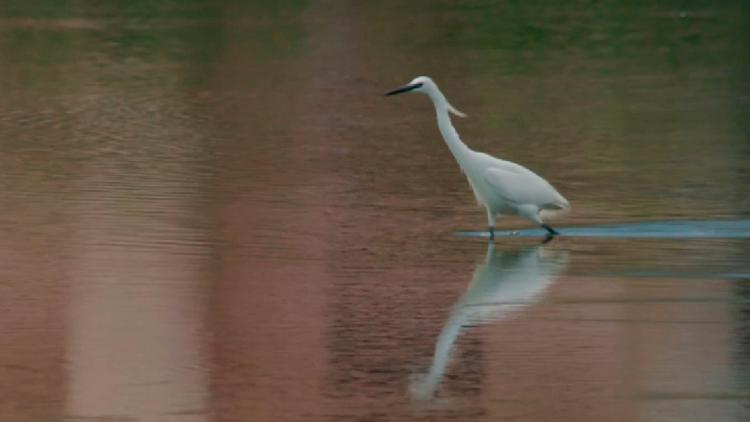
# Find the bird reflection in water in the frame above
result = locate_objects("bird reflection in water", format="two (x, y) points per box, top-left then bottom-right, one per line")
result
(410, 242), (568, 400)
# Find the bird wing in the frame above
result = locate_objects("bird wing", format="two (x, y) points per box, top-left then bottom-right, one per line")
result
(482, 165), (569, 210)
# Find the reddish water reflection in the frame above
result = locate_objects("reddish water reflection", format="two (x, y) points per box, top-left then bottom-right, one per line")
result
(0, 1), (748, 421)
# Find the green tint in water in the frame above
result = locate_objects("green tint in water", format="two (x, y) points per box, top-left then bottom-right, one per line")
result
(0, 1), (748, 421)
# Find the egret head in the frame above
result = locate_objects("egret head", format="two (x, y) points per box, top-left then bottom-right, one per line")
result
(384, 76), (432, 96)
(385, 76), (467, 118)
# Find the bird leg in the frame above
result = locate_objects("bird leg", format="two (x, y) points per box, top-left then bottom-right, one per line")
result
(485, 209), (497, 241)
(541, 224), (559, 236)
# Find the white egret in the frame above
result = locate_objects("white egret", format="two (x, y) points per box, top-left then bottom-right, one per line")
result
(386, 76), (570, 240)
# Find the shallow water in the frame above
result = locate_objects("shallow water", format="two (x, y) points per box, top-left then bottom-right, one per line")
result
(460, 219), (750, 239)
(0, 1), (748, 421)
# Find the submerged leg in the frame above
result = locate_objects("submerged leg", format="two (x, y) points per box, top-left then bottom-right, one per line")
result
(541, 224), (559, 236)
(518, 205), (559, 239)
(486, 208), (496, 241)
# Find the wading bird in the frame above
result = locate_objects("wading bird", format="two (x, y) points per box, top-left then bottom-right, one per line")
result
(386, 76), (570, 240)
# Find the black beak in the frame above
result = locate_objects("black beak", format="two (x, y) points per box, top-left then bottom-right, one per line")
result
(385, 82), (423, 96)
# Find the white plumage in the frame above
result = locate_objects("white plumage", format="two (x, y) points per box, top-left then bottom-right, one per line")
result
(386, 76), (570, 239)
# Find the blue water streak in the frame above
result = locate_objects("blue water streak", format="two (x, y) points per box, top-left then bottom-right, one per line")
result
(457, 219), (750, 239)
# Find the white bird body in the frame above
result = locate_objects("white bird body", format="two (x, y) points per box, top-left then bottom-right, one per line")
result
(462, 152), (568, 216)
(386, 76), (569, 238)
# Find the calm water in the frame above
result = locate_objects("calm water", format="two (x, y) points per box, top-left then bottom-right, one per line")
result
(0, 1), (749, 421)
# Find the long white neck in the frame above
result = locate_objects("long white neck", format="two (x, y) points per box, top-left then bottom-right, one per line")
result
(427, 88), (472, 166)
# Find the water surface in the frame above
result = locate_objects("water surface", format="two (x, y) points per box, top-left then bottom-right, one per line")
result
(0, 1), (748, 421)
